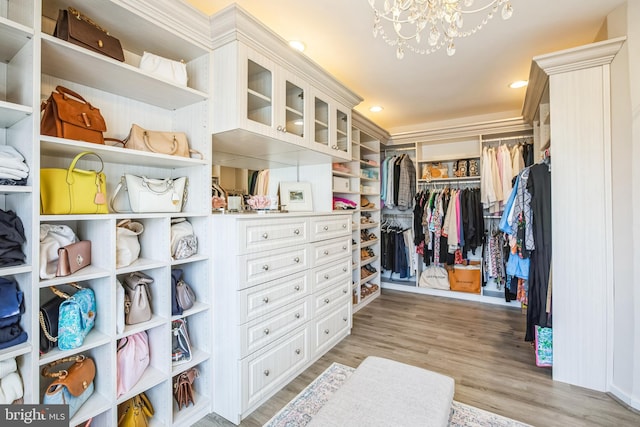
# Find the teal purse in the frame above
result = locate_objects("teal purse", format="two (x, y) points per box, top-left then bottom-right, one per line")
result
(52, 284), (96, 350)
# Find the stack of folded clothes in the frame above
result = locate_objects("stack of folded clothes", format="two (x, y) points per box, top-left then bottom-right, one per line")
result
(0, 209), (26, 267)
(0, 357), (24, 404)
(333, 196), (357, 210)
(0, 278), (27, 351)
(0, 146), (29, 186)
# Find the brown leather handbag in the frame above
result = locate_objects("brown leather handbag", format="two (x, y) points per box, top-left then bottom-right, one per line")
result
(54, 7), (125, 62)
(173, 368), (199, 410)
(41, 86), (107, 145)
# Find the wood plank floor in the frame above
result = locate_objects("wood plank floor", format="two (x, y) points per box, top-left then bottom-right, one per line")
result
(195, 289), (640, 427)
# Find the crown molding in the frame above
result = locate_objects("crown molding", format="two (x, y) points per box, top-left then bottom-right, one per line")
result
(115, 0), (211, 51)
(352, 110), (390, 143)
(209, 4), (363, 108)
(522, 36), (626, 123)
(389, 117), (530, 145)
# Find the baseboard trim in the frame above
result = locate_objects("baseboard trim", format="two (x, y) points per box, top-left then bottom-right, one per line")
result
(609, 384), (640, 413)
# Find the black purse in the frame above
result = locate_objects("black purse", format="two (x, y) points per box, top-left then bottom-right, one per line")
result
(39, 283), (81, 354)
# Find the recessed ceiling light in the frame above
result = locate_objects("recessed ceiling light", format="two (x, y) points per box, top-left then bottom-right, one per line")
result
(289, 40), (305, 52)
(369, 106), (383, 113)
(509, 80), (528, 89)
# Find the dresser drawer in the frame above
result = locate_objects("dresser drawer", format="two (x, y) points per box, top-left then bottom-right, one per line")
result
(312, 258), (351, 292)
(239, 218), (309, 254)
(309, 216), (351, 241)
(240, 297), (311, 357)
(239, 271), (310, 324)
(313, 282), (350, 317)
(311, 236), (351, 267)
(313, 304), (351, 356)
(242, 325), (311, 411)
(239, 245), (309, 289)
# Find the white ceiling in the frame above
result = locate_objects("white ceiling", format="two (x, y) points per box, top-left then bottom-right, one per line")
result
(185, 0), (625, 134)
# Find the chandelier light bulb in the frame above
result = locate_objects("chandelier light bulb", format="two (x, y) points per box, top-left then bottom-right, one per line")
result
(369, 0), (514, 59)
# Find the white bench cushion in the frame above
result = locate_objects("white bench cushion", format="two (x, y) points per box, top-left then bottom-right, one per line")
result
(308, 356), (454, 427)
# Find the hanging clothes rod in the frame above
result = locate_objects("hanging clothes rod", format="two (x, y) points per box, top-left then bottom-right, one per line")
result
(384, 146), (416, 154)
(382, 213), (413, 218)
(482, 135), (533, 144)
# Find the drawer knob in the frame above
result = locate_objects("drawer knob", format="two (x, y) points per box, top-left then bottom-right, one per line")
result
(294, 229), (300, 235)
(264, 370), (270, 376)
(262, 232), (268, 239)
(294, 313), (301, 319)
(263, 297), (269, 303)
(342, 223), (347, 228)
(343, 316), (348, 322)
(323, 226), (329, 231)
(295, 348), (301, 355)
(294, 257), (300, 263)
(343, 267), (347, 272)
(323, 250), (329, 255)
(324, 329), (330, 334)
(294, 285), (300, 291)
(343, 288), (348, 294)
(324, 298), (330, 304)
(342, 245), (347, 250)
(262, 265), (269, 271)
(264, 328), (270, 335)
(324, 274), (330, 280)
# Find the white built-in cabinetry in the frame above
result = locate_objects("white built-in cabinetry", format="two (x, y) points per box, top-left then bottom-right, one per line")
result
(211, 213), (352, 424)
(522, 36), (626, 393)
(1, 1), (215, 426)
(209, 5), (361, 171)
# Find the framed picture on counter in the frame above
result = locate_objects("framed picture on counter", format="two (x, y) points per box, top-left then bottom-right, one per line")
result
(279, 181), (313, 212)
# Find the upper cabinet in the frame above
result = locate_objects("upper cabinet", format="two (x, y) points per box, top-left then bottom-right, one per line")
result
(210, 5), (361, 169)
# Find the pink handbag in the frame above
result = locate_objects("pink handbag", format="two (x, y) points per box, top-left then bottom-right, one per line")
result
(116, 331), (150, 397)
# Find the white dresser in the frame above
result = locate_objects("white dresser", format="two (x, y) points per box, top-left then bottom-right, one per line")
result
(211, 213), (352, 424)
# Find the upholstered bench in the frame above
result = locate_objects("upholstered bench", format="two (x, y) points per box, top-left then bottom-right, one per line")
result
(308, 356), (455, 427)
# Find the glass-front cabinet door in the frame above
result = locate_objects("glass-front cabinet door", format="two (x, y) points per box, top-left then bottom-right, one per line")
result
(245, 55), (275, 135)
(314, 95), (329, 150)
(276, 69), (308, 146)
(334, 106), (350, 159)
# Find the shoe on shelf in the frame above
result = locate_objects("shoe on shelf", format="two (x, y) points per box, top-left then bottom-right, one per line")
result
(364, 264), (377, 274)
(361, 267), (371, 278)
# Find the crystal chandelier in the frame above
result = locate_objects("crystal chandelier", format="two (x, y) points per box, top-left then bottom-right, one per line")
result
(369, 0), (514, 59)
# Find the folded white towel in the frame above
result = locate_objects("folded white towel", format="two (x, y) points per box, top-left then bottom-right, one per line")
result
(0, 372), (23, 404)
(0, 167), (28, 180)
(0, 358), (17, 379)
(0, 146), (29, 173)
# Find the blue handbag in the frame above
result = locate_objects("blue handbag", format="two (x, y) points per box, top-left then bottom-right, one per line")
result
(51, 284), (96, 350)
(42, 354), (95, 418)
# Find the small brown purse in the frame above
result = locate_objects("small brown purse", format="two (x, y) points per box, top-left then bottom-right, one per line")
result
(40, 86), (107, 145)
(54, 7), (125, 62)
(56, 241), (91, 277)
(173, 368), (199, 410)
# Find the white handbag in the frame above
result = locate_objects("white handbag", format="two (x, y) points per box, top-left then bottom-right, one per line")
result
(116, 279), (125, 335)
(116, 219), (144, 268)
(418, 265), (450, 290)
(111, 174), (187, 213)
(170, 218), (197, 260)
(139, 51), (188, 86)
(39, 224), (78, 279)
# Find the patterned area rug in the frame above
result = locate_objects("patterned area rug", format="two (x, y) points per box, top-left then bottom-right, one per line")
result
(264, 362), (531, 427)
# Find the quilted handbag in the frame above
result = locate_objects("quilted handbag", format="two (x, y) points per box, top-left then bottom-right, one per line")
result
(39, 283), (80, 354)
(42, 354), (95, 418)
(139, 51), (188, 86)
(170, 218), (197, 260)
(54, 284), (96, 350)
(116, 220), (144, 268)
(117, 392), (154, 427)
(116, 331), (150, 397)
(123, 272), (153, 325)
(123, 124), (202, 159)
(111, 174), (187, 213)
(56, 240), (91, 277)
(40, 151), (108, 215)
(54, 8), (124, 62)
(40, 85), (107, 145)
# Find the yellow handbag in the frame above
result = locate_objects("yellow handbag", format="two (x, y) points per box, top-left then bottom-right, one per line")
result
(40, 151), (108, 214)
(117, 392), (154, 427)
